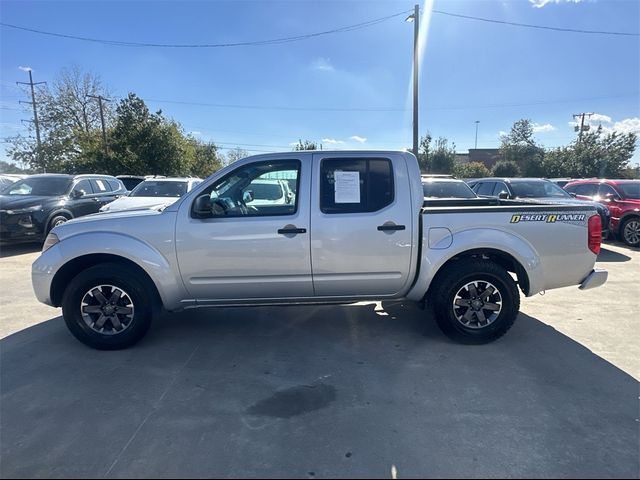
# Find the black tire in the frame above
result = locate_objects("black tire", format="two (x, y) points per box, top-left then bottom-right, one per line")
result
(62, 263), (155, 350)
(47, 214), (70, 235)
(620, 217), (640, 248)
(429, 259), (520, 344)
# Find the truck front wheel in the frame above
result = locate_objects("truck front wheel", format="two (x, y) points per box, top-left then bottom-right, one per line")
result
(430, 260), (520, 344)
(62, 263), (154, 350)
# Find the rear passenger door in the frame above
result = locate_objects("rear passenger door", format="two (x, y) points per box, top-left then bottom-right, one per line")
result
(310, 153), (414, 297)
(90, 178), (119, 212)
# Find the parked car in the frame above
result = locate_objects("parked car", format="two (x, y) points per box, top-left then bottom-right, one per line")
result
(564, 179), (640, 247)
(422, 176), (478, 199)
(468, 177), (611, 237)
(548, 178), (577, 188)
(116, 175), (166, 192)
(0, 174), (126, 244)
(243, 179), (295, 207)
(33, 151), (606, 350)
(100, 177), (202, 212)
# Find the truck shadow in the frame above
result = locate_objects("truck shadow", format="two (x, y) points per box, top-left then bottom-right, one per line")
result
(597, 247), (632, 263)
(1, 306), (638, 478)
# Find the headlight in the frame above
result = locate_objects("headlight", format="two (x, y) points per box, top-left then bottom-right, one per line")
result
(6, 205), (43, 215)
(99, 205), (109, 212)
(42, 233), (60, 252)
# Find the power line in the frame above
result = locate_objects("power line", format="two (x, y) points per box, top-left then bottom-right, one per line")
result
(432, 10), (639, 36)
(0, 9), (412, 48)
(141, 92), (639, 113)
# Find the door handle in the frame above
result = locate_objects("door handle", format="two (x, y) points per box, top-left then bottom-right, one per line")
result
(377, 224), (406, 231)
(278, 226), (307, 235)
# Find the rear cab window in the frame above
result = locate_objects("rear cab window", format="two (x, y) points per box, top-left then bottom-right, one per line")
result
(319, 158), (394, 214)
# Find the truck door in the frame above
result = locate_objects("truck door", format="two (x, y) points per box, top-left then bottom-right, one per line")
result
(175, 157), (313, 301)
(310, 153), (414, 297)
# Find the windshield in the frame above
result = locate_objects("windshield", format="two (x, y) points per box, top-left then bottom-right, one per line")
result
(618, 182), (640, 199)
(423, 181), (477, 199)
(1, 177), (72, 196)
(249, 182), (284, 201)
(129, 181), (188, 197)
(510, 181), (570, 198)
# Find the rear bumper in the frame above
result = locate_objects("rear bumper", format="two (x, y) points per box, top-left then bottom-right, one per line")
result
(579, 268), (608, 291)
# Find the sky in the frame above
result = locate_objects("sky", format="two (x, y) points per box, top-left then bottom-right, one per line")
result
(1, 0), (639, 166)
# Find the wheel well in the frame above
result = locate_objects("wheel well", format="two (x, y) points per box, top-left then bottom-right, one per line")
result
(50, 254), (162, 308)
(431, 248), (530, 296)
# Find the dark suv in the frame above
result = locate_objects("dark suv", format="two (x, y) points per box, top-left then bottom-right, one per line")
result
(0, 174), (126, 244)
(564, 179), (640, 247)
(468, 177), (611, 237)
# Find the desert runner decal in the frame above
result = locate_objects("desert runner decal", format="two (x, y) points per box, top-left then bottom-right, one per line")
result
(510, 212), (588, 225)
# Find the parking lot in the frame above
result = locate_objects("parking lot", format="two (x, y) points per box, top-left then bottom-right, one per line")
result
(1, 240), (638, 478)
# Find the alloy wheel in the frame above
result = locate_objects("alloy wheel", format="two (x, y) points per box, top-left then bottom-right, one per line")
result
(452, 280), (503, 329)
(80, 285), (135, 335)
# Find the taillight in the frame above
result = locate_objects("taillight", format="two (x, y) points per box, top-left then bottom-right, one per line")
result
(588, 214), (602, 255)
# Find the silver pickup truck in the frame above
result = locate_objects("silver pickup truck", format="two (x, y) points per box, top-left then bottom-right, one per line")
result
(32, 151), (607, 349)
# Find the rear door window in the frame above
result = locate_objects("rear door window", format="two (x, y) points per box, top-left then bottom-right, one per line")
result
(320, 158), (394, 214)
(90, 178), (111, 194)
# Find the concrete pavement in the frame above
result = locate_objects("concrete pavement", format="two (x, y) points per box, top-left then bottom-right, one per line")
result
(1, 241), (638, 478)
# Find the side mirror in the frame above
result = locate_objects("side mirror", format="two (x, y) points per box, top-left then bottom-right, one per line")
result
(242, 190), (254, 204)
(498, 192), (510, 200)
(70, 189), (84, 199)
(193, 194), (212, 218)
(569, 192), (577, 198)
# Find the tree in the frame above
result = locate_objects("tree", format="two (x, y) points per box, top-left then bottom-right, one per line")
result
(430, 137), (456, 174)
(293, 139), (318, 151)
(187, 138), (223, 178)
(492, 161), (521, 177)
(453, 161), (490, 179)
(223, 147), (248, 166)
(542, 126), (636, 178)
(415, 133), (432, 173)
(9, 66), (112, 172)
(0, 160), (33, 174)
(500, 119), (545, 177)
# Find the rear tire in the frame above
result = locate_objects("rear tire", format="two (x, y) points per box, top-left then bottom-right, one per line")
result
(429, 259), (520, 344)
(62, 263), (155, 350)
(620, 217), (640, 248)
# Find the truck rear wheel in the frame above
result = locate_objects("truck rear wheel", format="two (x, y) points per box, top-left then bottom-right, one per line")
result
(62, 263), (154, 350)
(430, 259), (520, 344)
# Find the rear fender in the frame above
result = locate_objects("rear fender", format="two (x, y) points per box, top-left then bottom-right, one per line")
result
(407, 228), (544, 301)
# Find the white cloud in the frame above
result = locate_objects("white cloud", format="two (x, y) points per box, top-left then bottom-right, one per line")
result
(498, 130), (509, 137)
(609, 117), (640, 135)
(529, 0), (585, 8)
(350, 135), (367, 143)
(310, 58), (335, 72)
(590, 113), (612, 124)
(18, 66), (32, 72)
(532, 123), (556, 133)
(322, 138), (344, 145)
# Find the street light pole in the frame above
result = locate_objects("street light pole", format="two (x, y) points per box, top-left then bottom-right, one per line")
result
(474, 121), (480, 149)
(406, 6), (420, 156)
(412, 5), (420, 157)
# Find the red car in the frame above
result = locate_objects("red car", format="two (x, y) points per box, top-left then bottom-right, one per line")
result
(564, 179), (640, 247)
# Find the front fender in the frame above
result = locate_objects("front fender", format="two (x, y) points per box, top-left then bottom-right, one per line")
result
(407, 227), (544, 301)
(33, 232), (186, 310)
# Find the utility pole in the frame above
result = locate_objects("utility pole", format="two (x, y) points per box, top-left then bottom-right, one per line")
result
(406, 5), (420, 157)
(573, 112), (593, 142)
(87, 94), (111, 155)
(474, 121), (480, 149)
(17, 69), (46, 169)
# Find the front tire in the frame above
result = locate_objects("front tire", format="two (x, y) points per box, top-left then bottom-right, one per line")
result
(47, 214), (70, 235)
(430, 259), (520, 344)
(62, 263), (154, 350)
(620, 217), (640, 248)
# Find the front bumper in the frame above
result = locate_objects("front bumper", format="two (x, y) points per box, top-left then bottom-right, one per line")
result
(579, 268), (608, 291)
(32, 244), (65, 306)
(0, 212), (45, 243)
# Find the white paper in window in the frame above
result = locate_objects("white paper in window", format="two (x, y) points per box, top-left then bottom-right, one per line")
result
(334, 170), (360, 203)
(96, 180), (107, 191)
